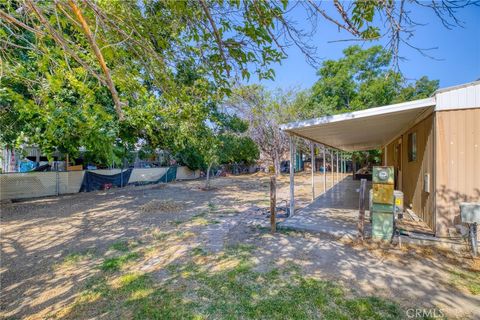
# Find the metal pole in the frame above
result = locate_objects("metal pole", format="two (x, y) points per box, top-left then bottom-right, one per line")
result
(336, 150), (339, 183)
(310, 143), (315, 201)
(289, 135), (295, 216)
(323, 146), (326, 193)
(330, 150), (333, 189)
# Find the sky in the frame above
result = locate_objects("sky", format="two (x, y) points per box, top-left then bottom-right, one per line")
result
(250, 2), (480, 91)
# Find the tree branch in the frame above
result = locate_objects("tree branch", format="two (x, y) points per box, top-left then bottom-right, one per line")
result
(198, 0), (230, 77)
(23, 0), (107, 87)
(67, 0), (125, 120)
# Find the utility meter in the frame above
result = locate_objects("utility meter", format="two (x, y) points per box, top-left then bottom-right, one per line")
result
(371, 166), (395, 240)
(373, 166), (394, 184)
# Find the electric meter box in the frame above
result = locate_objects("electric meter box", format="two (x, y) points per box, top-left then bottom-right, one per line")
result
(371, 166), (395, 240)
(372, 184), (394, 204)
(372, 166), (394, 185)
(372, 212), (394, 240)
(460, 203), (480, 224)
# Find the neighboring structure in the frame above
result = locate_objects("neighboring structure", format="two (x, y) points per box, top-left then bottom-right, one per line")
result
(281, 81), (480, 237)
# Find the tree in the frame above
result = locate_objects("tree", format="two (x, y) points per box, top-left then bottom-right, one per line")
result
(394, 76), (440, 103)
(218, 134), (259, 166)
(228, 85), (302, 175)
(307, 45), (439, 118)
(308, 45), (402, 115)
(0, 0), (472, 167)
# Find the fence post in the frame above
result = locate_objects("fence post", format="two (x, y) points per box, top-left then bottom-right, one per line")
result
(270, 176), (276, 233)
(358, 178), (367, 240)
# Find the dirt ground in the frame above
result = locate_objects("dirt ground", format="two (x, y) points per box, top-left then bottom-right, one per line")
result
(1, 173), (479, 319)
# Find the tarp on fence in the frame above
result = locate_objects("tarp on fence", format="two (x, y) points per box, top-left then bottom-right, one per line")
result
(80, 169), (133, 192)
(129, 166), (177, 186)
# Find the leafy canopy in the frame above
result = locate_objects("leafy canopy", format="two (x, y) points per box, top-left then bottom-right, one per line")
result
(306, 45), (439, 118)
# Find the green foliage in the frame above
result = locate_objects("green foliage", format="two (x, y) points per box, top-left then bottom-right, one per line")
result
(1, 0), (289, 165)
(394, 76), (440, 103)
(307, 46), (439, 119)
(176, 147), (206, 171)
(218, 134), (259, 165)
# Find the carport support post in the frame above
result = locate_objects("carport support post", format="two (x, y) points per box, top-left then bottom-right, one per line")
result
(336, 150), (339, 184)
(323, 146), (326, 193)
(340, 153), (343, 175)
(310, 142), (315, 201)
(289, 135), (295, 216)
(330, 150), (333, 189)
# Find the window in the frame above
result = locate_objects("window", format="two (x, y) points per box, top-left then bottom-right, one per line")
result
(408, 132), (417, 162)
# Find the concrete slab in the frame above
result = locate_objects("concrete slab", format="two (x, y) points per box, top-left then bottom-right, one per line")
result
(279, 176), (371, 237)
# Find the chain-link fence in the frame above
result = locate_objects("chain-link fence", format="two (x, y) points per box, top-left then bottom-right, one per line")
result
(0, 166), (200, 202)
(0, 170), (85, 201)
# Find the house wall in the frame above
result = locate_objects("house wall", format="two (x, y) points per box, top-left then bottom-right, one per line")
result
(435, 108), (480, 237)
(401, 114), (435, 231)
(384, 114), (435, 232)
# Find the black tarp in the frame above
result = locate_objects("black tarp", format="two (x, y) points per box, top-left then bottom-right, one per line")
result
(80, 168), (133, 192)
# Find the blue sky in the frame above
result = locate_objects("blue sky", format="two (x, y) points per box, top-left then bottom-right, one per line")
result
(251, 2), (480, 91)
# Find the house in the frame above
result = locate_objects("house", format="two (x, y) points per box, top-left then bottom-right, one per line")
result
(281, 81), (480, 237)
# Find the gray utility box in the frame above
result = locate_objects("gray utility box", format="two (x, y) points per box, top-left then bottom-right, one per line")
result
(460, 203), (480, 224)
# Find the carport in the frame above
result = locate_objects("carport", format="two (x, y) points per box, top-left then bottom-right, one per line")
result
(280, 97), (435, 217)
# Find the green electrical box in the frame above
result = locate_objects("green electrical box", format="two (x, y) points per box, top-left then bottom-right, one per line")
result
(371, 166), (395, 240)
(372, 211), (394, 240)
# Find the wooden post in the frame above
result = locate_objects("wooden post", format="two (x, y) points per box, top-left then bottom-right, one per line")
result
(323, 146), (326, 193)
(358, 178), (367, 240)
(289, 135), (295, 216)
(310, 143), (315, 201)
(270, 176), (276, 233)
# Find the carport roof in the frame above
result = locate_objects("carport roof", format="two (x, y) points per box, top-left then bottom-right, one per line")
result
(280, 97), (435, 151)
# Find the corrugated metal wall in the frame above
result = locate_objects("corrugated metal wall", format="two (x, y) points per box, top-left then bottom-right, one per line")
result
(401, 114), (435, 231)
(436, 82), (480, 111)
(383, 114), (435, 232)
(435, 108), (480, 236)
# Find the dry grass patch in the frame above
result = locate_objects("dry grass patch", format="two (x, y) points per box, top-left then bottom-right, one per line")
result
(139, 199), (185, 213)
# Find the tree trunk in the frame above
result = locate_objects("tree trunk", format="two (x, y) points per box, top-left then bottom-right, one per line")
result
(205, 162), (213, 189)
(273, 149), (280, 177)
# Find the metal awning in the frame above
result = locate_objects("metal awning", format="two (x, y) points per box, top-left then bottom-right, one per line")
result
(280, 97), (436, 151)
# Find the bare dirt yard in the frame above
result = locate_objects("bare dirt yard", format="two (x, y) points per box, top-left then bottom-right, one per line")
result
(1, 173), (479, 319)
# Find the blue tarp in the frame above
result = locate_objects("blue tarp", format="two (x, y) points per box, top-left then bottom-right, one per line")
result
(80, 169), (133, 192)
(80, 167), (178, 192)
